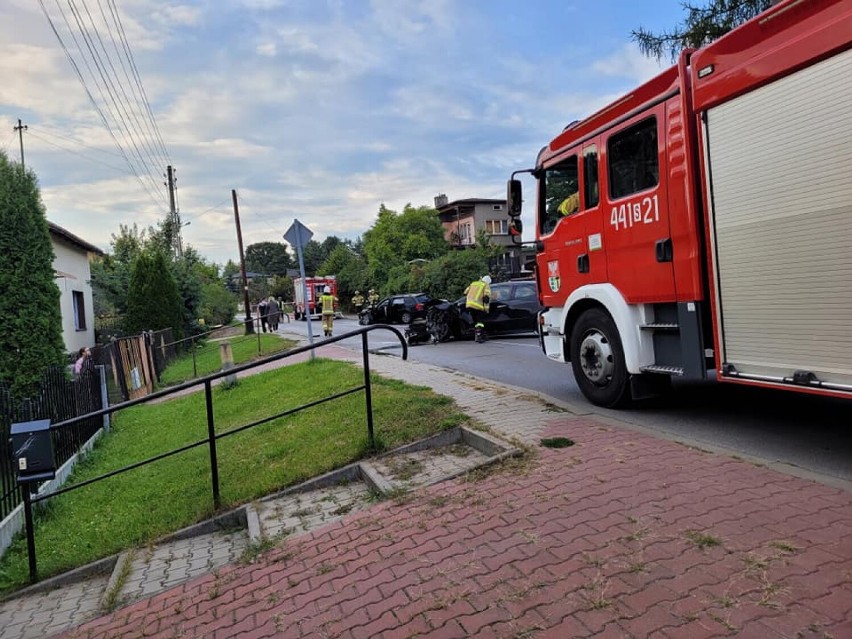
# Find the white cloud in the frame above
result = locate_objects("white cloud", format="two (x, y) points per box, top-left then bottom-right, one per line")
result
(591, 42), (666, 83)
(153, 5), (203, 27)
(256, 42), (277, 57)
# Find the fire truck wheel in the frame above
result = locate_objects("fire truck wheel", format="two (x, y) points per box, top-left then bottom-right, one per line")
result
(569, 308), (631, 408)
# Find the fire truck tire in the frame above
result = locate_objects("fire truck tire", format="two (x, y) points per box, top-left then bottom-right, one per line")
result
(569, 308), (631, 408)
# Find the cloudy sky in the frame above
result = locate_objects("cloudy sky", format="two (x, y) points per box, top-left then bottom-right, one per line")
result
(0, 0), (671, 266)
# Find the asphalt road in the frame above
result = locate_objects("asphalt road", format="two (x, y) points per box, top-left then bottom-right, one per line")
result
(280, 316), (852, 489)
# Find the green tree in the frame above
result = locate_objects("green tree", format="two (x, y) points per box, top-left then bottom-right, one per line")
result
(198, 282), (237, 326)
(632, 0), (773, 62)
(269, 275), (293, 301)
(0, 151), (66, 395)
(222, 259), (241, 293)
(301, 239), (327, 276)
(124, 250), (185, 339)
(320, 243), (368, 301)
(363, 204), (448, 290)
(90, 223), (147, 318)
(244, 242), (292, 276)
(420, 248), (492, 300)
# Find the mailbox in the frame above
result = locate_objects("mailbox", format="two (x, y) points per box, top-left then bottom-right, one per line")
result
(10, 419), (56, 484)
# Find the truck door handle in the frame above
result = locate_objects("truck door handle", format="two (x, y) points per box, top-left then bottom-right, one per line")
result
(655, 238), (673, 263)
(577, 253), (590, 273)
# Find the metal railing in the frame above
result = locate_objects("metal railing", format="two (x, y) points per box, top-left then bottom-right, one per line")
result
(15, 325), (407, 582)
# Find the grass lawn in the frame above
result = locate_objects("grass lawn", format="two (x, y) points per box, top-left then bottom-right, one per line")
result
(157, 333), (295, 385)
(0, 357), (468, 594)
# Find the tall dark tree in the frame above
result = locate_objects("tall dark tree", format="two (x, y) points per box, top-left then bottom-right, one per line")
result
(244, 242), (292, 275)
(632, 0), (773, 62)
(301, 239), (326, 276)
(124, 250), (185, 339)
(0, 151), (66, 395)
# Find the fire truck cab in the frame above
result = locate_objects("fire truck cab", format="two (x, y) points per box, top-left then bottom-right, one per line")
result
(509, 0), (852, 407)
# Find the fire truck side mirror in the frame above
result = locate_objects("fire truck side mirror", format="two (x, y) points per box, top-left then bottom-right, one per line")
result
(507, 179), (523, 217)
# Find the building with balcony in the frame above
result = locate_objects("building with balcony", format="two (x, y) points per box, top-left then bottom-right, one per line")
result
(434, 194), (531, 277)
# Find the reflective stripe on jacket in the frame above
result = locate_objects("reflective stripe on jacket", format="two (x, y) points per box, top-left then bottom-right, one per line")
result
(465, 280), (490, 311)
(321, 294), (336, 315)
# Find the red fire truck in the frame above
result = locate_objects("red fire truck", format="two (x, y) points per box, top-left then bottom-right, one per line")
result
(293, 276), (339, 320)
(507, 0), (851, 408)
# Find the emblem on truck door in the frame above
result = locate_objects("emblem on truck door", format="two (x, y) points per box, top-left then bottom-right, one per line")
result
(548, 261), (560, 293)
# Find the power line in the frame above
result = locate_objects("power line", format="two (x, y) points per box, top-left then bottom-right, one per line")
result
(27, 129), (129, 173)
(233, 191), (285, 236)
(74, 0), (168, 172)
(106, 0), (171, 164)
(186, 195), (233, 222)
(1, 129), (17, 155)
(62, 0), (164, 197)
(95, 0), (169, 166)
(34, 124), (127, 159)
(38, 0), (167, 209)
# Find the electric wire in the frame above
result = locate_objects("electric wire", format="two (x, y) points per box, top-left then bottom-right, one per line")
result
(95, 0), (169, 168)
(63, 0), (165, 200)
(187, 195), (232, 222)
(1, 129), (17, 156)
(27, 129), (128, 174)
(38, 0), (166, 210)
(34, 124), (127, 160)
(106, 0), (171, 164)
(75, 0), (167, 173)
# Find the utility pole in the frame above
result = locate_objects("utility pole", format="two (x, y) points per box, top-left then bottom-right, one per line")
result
(13, 119), (27, 170)
(166, 165), (182, 258)
(232, 189), (254, 334)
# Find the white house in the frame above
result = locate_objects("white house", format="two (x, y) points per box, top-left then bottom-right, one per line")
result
(49, 222), (104, 355)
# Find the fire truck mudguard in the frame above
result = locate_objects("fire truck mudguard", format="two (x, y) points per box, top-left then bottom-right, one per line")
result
(541, 283), (653, 375)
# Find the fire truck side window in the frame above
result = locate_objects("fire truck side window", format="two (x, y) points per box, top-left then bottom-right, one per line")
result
(607, 117), (659, 199)
(542, 154), (579, 235)
(584, 146), (599, 208)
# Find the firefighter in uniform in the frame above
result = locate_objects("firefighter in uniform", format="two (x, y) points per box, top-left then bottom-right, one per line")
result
(367, 289), (380, 308)
(320, 286), (338, 337)
(351, 290), (365, 315)
(464, 275), (491, 343)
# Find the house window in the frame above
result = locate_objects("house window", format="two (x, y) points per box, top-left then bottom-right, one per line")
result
(492, 204), (503, 211)
(72, 290), (86, 331)
(460, 224), (471, 240)
(485, 220), (508, 235)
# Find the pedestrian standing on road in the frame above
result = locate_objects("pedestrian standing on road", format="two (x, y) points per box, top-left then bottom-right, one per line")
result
(266, 296), (280, 331)
(367, 289), (379, 308)
(320, 285), (338, 337)
(258, 298), (269, 333)
(464, 275), (491, 343)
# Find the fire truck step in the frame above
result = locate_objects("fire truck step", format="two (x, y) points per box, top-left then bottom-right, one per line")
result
(641, 365), (684, 376)
(639, 323), (679, 330)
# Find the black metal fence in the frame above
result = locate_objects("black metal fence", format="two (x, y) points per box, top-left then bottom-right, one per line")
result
(0, 366), (104, 522)
(16, 325), (407, 582)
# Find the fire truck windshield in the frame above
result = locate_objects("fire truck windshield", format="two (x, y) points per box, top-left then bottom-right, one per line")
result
(542, 155), (579, 235)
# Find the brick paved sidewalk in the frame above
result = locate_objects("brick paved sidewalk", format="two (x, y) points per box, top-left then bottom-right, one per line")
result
(47, 344), (852, 639)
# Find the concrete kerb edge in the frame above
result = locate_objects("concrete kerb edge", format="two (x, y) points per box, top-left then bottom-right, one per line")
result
(99, 550), (132, 612)
(0, 553), (118, 602)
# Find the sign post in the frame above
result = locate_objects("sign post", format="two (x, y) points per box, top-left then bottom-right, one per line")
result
(284, 219), (316, 359)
